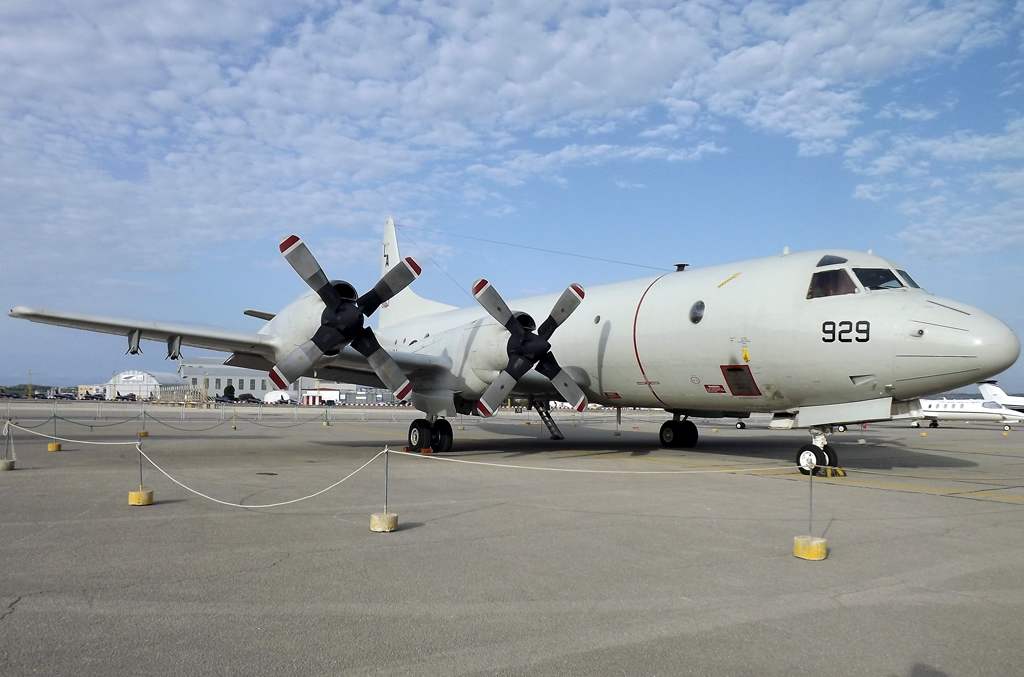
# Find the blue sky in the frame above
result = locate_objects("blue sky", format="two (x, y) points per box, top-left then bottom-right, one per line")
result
(2, 0), (1023, 390)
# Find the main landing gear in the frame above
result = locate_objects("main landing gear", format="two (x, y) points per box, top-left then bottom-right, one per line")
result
(796, 426), (840, 476)
(659, 414), (698, 449)
(408, 418), (453, 453)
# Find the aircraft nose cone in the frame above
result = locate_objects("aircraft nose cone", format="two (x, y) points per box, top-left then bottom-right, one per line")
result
(973, 314), (1021, 379)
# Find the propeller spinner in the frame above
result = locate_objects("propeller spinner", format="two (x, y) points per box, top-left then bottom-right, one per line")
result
(268, 235), (419, 402)
(472, 279), (588, 416)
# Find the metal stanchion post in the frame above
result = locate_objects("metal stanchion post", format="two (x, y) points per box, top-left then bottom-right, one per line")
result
(370, 448), (397, 532)
(129, 443), (154, 506)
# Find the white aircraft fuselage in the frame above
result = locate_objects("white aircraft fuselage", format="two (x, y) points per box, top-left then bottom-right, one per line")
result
(261, 248), (1019, 418)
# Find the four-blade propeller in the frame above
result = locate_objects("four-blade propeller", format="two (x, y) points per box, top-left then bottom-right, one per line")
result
(472, 279), (588, 417)
(268, 235), (419, 402)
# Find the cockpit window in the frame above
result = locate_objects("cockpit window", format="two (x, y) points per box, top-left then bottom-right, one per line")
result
(896, 269), (921, 289)
(816, 255), (848, 267)
(807, 269), (858, 299)
(853, 268), (904, 291)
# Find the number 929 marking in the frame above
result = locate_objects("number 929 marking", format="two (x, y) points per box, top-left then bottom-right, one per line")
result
(822, 320), (870, 343)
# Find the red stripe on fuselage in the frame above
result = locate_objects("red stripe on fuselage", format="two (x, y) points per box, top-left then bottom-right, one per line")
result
(631, 275), (670, 408)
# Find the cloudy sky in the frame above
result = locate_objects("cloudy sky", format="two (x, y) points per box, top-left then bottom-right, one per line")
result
(2, 0), (1023, 390)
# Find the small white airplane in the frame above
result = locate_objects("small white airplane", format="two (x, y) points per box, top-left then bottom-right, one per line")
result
(9, 218), (1021, 475)
(911, 397), (1021, 431)
(978, 381), (1024, 413)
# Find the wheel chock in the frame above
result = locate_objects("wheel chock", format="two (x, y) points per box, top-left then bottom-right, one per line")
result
(920, 432), (928, 437)
(793, 535), (828, 561)
(0, 459), (14, 471)
(820, 467), (847, 478)
(47, 442), (62, 452)
(128, 487), (154, 506)
(420, 447), (433, 455)
(137, 431), (150, 438)
(370, 512), (398, 532)
(322, 421), (330, 427)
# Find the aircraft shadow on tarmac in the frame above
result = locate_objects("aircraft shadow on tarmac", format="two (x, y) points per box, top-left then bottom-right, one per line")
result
(313, 421), (976, 471)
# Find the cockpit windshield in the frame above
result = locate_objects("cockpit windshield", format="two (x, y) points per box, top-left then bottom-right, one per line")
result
(807, 269), (857, 299)
(896, 269), (921, 289)
(853, 268), (904, 291)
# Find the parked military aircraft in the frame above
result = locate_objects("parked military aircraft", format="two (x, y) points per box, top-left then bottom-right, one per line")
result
(9, 218), (1020, 474)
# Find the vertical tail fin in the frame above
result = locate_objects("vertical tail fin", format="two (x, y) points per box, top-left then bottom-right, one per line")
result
(979, 381), (1008, 402)
(378, 217), (457, 329)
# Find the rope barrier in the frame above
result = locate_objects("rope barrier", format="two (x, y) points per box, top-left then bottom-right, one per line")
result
(4, 421), (139, 446)
(136, 447), (387, 509)
(57, 414), (142, 428)
(142, 417), (229, 432)
(389, 450), (795, 475)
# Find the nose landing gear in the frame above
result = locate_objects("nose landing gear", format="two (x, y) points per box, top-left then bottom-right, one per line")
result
(659, 413), (698, 449)
(796, 426), (839, 475)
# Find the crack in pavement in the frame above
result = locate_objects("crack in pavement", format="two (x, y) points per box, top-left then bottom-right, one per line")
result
(0, 595), (23, 624)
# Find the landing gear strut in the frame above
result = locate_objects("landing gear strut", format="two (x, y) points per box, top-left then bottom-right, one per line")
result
(408, 418), (454, 453)
(796, 426), (839, 475)
(659, 413), (698, 449)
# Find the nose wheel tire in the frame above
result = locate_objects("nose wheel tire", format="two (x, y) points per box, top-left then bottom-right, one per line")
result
(835, 424), (847, 433)
(1004, 424), (1012, 432)
(659, 420), (699, 449)
(735, 421), (746, 430)
(797, 444), (830, 476)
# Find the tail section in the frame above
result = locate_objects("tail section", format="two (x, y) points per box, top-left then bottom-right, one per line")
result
(979, 381), (1008, 402)
(378, 216), (458, 329)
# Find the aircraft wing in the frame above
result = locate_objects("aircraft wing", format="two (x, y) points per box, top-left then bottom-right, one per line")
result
(9, 306), (275, 356)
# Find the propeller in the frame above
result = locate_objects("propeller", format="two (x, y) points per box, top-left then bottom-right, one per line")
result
(472, 279), (588, 416)
(268, 234), (419, 402)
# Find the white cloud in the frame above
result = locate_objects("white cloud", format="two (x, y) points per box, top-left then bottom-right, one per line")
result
(877, 103), (939, 121)
(0, 0), (1017, 286)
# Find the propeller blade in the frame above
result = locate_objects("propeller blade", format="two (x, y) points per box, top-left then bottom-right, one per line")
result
(350, 327), (413, 401)
(268, 324), (348, 389)
(475, 370), (519, 417)
(537, 284), (585, 340)
(472, 279), (517, 331)
(358, 256), (422, 317)
(279, 235), (340, 307)
(535, 352), (588, 412)
(268, 339), (326, 389)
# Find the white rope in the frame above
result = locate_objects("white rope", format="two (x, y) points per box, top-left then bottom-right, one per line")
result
(389, 450), (795, 475)
(4, 421), (139, 446)
(137, 446), (387, 509)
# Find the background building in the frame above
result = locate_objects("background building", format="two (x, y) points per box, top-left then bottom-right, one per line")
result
(105, 370), (186, 401)
(177, 358), (273, 400)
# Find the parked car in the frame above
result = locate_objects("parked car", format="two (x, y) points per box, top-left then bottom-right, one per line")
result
(236, 393), (261, 404)
(214, 395), (235, 404)
(83, 393), (105, 400)
(114, 393), (136, 402)
(32, 393), (49, 400)
(54, 393), (75, 400)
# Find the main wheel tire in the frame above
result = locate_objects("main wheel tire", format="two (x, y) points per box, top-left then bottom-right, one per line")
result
(735, 421), (746, 430)
(823, 443), (839, 467)
(659, 421), (679, 448)
(796, 444), (827, 476)
(1004, 424), (1012, 432)
(432, 419), (454, 453)
(835, 424), (847, 433)
(929, 420), (939, 428)
(408, 419), (432, 450)
(678, 420), (699, 448)
(911, 421), (920, 428)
